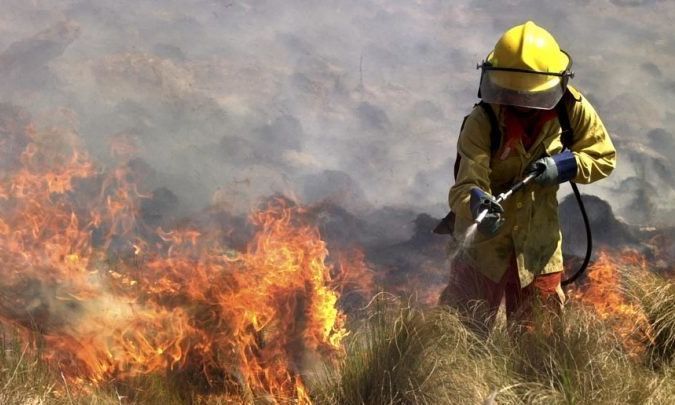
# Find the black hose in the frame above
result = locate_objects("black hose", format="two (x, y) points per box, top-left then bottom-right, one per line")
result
(562, 182), (592, 286)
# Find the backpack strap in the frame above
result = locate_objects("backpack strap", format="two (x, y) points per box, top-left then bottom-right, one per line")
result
(555, 93), (574, 148)
(453, 115), (469, 180)
(477, 101), (502, 154)
(453, 102), (502, 180)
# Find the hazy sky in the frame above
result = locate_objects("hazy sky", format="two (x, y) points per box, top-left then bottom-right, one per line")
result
(0, 0), (673, 223)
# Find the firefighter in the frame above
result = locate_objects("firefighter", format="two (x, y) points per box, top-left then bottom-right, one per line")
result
(438, 21), (616, 333)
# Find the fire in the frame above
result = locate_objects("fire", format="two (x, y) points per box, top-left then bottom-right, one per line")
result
(333, 249), (376, 299)
(0, 123), (360, 402)
(569, 250), (652, 355)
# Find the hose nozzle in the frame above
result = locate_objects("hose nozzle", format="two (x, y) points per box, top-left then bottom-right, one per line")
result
(474, 208), (489, 225)
(473, 172), (539, 226)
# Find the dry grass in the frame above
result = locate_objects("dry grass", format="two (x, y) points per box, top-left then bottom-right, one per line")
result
(626, 271), (675, 367)
(1, 274), (675, 404)
(313, 274), (675, 405)
(0, 335), (58, 404)
(310, 294), (505, 404)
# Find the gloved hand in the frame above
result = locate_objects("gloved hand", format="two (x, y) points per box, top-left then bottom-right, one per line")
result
(469, 188), (504, 236)
(525, 150), (577, 186)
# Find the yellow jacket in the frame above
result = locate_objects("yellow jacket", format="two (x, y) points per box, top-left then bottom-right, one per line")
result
(449, 87), (616, 286)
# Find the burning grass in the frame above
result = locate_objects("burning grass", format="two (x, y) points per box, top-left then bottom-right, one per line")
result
(0, 123), (356, 402)
(0, 221), (674, 404)
(3, 271), (673, 404)
(2, 120), (675, 403)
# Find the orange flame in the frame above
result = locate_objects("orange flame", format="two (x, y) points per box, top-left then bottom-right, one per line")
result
(570, 249), (651, 355)
(0, 124), (360, 402)
(333, 248), (376, 299)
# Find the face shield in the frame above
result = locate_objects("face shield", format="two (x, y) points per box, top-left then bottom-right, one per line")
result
(478, 51), (574, 110)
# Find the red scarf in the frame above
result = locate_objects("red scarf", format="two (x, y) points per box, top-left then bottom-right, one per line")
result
(499, 108), (557, 159)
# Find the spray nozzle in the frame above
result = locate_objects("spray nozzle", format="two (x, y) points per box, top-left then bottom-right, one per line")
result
(473, 172), (539, 225)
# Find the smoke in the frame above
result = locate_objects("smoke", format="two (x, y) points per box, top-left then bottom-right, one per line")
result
(0, 1), (672, 222)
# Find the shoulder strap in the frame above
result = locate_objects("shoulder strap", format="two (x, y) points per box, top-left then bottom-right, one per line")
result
(453, 115), (469, 179)
(477, 101), (501, 153)
(453, 102), (502, 180)
(555, 96), (573, 148)
(556, 89), (581, 148)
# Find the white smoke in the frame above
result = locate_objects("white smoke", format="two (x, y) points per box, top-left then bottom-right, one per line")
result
(0, 0), (672, 225)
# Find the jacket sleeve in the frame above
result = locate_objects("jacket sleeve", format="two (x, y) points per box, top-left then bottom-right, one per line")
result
(449, 108), (493, 221)
(568, 95), (617, 184)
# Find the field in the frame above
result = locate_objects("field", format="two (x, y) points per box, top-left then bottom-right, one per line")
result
(1, 266), (673, 404)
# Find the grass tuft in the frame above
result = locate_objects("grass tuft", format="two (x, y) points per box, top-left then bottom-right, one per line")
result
(626, 272), (675, 367)
(312, 284), (675, 405)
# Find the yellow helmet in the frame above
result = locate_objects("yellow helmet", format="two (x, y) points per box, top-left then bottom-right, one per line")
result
(478, 21), (574, 109)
